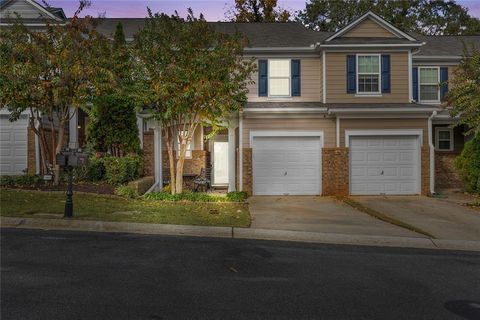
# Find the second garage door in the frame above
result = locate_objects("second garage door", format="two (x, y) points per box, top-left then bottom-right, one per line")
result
(350, 135), (420, 195)
(252, 136), (321, 195)
(0, 115), (28, 175)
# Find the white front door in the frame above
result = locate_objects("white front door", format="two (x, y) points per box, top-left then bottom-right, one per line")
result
(252, 136), (321, 195)
(0, 115), (28, 175)
(349, 135), (421, 195)
(213, 141), (229, 185)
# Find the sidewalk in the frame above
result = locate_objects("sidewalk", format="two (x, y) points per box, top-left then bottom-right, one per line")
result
(3, 216), (480, 252)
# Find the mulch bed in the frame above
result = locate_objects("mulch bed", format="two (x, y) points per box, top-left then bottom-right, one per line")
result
(4, 183), (115, 195)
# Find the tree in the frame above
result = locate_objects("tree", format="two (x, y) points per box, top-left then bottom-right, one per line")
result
(298, 0), (480, 35)
(134, 9), (255, 194)
(226, 0), (291, 22)
(87, 22), (140, 156)
(0, 1), (111, 184)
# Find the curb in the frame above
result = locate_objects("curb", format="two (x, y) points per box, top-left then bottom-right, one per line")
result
(2, 217), (480, 252)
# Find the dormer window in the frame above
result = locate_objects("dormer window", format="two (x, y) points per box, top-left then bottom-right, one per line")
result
(357, 55), (381, 94)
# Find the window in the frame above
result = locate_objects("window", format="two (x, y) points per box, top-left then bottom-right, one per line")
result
(435, 127), (454, 151)
(357, 55), (380, 94)
(419, 67), (440, 102)
(268, 59), (290, 97)
(177, 131), (193, 158)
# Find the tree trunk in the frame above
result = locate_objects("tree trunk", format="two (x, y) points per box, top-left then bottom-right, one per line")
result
(53, 123), (65, 186)
(175, 140), (187, 194)
(164, 127), (176, 194)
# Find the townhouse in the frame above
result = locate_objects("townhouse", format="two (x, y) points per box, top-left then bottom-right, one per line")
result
(1, 0), (479, 196)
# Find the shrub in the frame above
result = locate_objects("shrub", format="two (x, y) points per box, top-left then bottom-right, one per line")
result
(115, 185), (139, 199)
(455, 135), (480, 193)
(103, 155), (142, 185)
(0, 174), (42, 186)
(86, 157), (106, 182)
(226, 191), (248, 202)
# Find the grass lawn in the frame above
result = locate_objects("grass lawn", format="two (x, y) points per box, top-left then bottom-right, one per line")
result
(0, 188), (250, 227)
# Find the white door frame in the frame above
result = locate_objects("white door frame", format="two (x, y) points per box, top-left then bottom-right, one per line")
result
(345, 129), (423, 195)
(250, 130), (324, 195)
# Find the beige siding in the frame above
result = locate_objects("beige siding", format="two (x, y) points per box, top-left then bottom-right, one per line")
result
(242, 118), (336, 148)
(0, 0), (52, 19)
(339, 118), (429, 147)
(326, 52), (410, 103)
(247, 58), (322, 102)
(342, 18), (396, 38)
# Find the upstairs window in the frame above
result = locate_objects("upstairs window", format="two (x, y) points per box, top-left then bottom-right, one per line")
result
(419, 67), (440, 102)
(268, 60), (290, 97)
(357, 55), (380, 94)
(435, 127), (454, 151)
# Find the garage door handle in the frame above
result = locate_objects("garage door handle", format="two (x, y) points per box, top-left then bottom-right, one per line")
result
(381, 170), (384, 175)
(284, 171), (287, 176)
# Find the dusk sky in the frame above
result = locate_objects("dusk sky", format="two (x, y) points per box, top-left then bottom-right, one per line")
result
(48, 0), (480, 20)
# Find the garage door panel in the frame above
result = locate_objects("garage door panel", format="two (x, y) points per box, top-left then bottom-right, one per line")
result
(252, 135), (321, 195)
(0, 116), (28, 175)
(350, 135), (420, 195)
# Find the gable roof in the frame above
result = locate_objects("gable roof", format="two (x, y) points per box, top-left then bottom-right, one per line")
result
(0, 0), (64, 23)
(414, 35), (480, 57)
(325, 11), (418, 42)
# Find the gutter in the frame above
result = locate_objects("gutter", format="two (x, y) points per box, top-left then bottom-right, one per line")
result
(243, 107), (328, 113)
(328, 107), (439, 114)
(428, 111), (437, 195)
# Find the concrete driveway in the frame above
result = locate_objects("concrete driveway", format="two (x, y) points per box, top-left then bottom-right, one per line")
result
(352, 196), (480, 241)
(248, 196), (420, 238)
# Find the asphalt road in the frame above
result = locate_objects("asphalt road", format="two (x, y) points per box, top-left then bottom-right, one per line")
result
(1, 228), (480, 320)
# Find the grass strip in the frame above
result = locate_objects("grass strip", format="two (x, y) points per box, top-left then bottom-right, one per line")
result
(341, 197), (435, 239)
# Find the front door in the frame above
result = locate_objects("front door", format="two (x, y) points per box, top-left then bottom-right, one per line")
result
(213, 141), (229, 185)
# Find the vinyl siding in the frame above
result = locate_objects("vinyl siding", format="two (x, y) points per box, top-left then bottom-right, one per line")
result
(340, 118), (429, 147)
(342, 19), (397, 38)
(242, 118), (336, 148)
(326, 52), (410, 103)
(0, 0), (52, 20)
(247, 58), (322, 102)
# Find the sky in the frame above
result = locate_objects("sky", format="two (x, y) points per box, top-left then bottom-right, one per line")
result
(48, 0), (480, 20)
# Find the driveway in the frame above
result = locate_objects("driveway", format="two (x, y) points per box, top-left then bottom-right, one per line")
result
(248, 196), (421, 238)
(352, 196), (480, 241)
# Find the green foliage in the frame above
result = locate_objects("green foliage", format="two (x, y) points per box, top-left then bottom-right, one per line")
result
(455, 135), (480, 193)
(298, 0), (480, 35)
(226, 0), (291, 22)
(226, 191), (249, 202)
(0, 174), (42, 186)
(144, 191), (247, 202)
(447, 46), (480, 136)
(87, 94), (141, 156)
(114, 185), (139, 199)
(103, 155), (142, 185)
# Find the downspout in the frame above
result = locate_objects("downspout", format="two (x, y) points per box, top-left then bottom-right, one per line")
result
(428, 111), (437, 195)
(336, 117), (340, 147)
(34, 118), (40, 175)
(239, 110), (243, 192)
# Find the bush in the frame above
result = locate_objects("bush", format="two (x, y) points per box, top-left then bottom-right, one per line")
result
(226, 191), (248, 202)
(0, 174), (42, 186)
(86, 157), (106, 182)
(114, 185), (138, 199)
(455, 135), (480, 193)
(103, 155), (142, 185)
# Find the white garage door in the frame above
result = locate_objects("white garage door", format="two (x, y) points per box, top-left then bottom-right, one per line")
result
(252, 136), (321, 195)
(0, 115), (28, 175)
(350, 136), (420, 195)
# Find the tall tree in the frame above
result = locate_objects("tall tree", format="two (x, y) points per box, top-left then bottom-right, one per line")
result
(87, 22), (140, 156)
(134, 9), (255, 194)
(447, 46), (480, 136)
(298, 0), (480, 35)
(226, 0), (291, 22)
(0, 1), (111, 183)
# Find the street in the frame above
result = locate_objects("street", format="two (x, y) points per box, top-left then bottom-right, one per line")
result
(1, 228), (479, 320)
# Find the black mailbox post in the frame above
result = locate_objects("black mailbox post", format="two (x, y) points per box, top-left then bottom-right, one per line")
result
(56, 148), (87, 218)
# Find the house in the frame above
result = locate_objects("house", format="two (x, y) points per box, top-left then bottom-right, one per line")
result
(1, 0), (479, 196)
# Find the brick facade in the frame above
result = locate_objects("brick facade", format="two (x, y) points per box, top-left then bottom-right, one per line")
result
(241, 148), (253, 195)
(421, 147), (430, 196)
(143, 131), (154, 176)
(435, 152), (463, 190)
(322, 148), (349, 197)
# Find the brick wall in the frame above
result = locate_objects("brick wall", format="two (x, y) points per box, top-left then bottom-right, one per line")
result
(241, 148), (253, 195)
(27, 128), (36, 174)
(435, 152), (463, 190)
(421, 147), (430, 196)
(322, 148), (349, 197)
(143, 131), (154, 176)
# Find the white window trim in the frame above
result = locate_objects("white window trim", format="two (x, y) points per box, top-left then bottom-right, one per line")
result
(418, 66), (440, 104)
(435, 127), (454, 151)
(176, 130), (194, 159)
(356, 54), (382, 95)
(268, 59), (291, 98)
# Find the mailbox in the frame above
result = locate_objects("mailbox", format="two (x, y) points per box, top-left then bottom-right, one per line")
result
(56, 153), (67, 167)
(57, 149), (88, 169)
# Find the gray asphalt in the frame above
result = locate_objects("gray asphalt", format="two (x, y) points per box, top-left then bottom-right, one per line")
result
(1, 228), (480, 320)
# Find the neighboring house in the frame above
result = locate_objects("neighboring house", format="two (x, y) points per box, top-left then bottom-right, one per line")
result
(1, 0), (479, 196)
